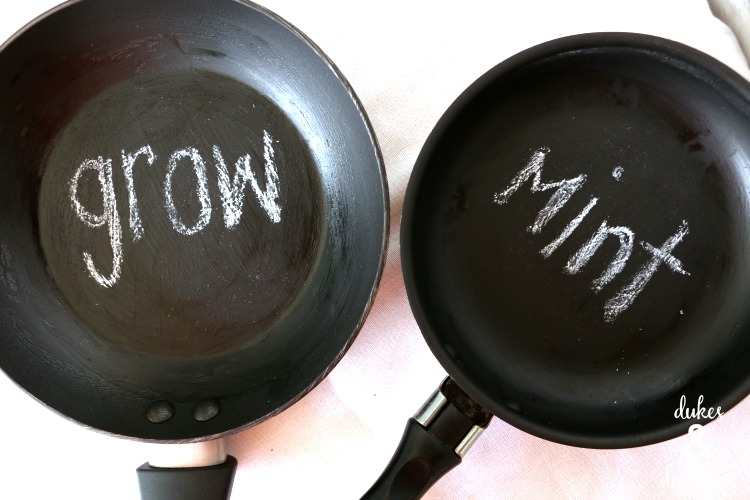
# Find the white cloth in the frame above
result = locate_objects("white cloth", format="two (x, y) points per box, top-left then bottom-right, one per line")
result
(1, 1), (749, 498)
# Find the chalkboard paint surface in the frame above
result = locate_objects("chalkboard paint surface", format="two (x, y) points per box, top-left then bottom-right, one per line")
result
(402, 34), (750, 446)
(38, 72), (322, 358)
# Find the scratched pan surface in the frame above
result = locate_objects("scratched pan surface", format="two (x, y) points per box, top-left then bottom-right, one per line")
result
(402, 33), (750, 447)
(0, 0), (387, 440)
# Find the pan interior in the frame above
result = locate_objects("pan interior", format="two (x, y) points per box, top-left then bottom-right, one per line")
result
(38, 71), (322, 358)
(404, 36), (750, 446)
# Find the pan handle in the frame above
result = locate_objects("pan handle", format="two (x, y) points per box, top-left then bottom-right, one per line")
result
(361, 378), (492, 500)
(136, 457), (237, 500)
(136, 440), (237, 500)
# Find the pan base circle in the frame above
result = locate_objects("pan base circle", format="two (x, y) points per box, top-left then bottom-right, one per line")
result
(38, 71), (323, 358)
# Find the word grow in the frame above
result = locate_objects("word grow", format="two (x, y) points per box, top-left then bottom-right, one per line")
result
(69, 130), (282, 288)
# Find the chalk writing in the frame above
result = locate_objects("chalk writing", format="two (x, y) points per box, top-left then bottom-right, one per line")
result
(69, 157), (123, 288)
(69, 131), (282, 287)
(566, 220), (635, 292)
(214, 130), (281, 228)
(164, 147), (212, 235)
(121, 145), (156, 241)
(494, 147), (587, 235)
(492, 147), (690, 322)
(604, 221), (690, 322)
(540, 197), (598, 258)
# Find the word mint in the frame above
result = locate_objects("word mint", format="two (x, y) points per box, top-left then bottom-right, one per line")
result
(493, 147), (690, 322)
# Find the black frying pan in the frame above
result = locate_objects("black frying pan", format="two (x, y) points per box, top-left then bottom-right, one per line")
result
(0, 0), (387, 497)
(366, 33), (750, 498)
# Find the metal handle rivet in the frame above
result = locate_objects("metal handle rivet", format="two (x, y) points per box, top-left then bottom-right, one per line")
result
(193, 398), (220, 422)
(146, 400), (175, 424)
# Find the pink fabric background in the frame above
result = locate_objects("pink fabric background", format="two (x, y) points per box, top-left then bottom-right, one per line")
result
(1, 1), (749, 498)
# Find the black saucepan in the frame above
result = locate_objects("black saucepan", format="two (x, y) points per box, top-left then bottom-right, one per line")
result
(366, 33), (750, 498)
(0, 0), (387, 498)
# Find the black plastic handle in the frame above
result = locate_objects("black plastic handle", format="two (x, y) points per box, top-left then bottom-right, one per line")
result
(136, 455), (237, 500)
(362, 418), (461, 500)
(362, 378), (492, 500)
